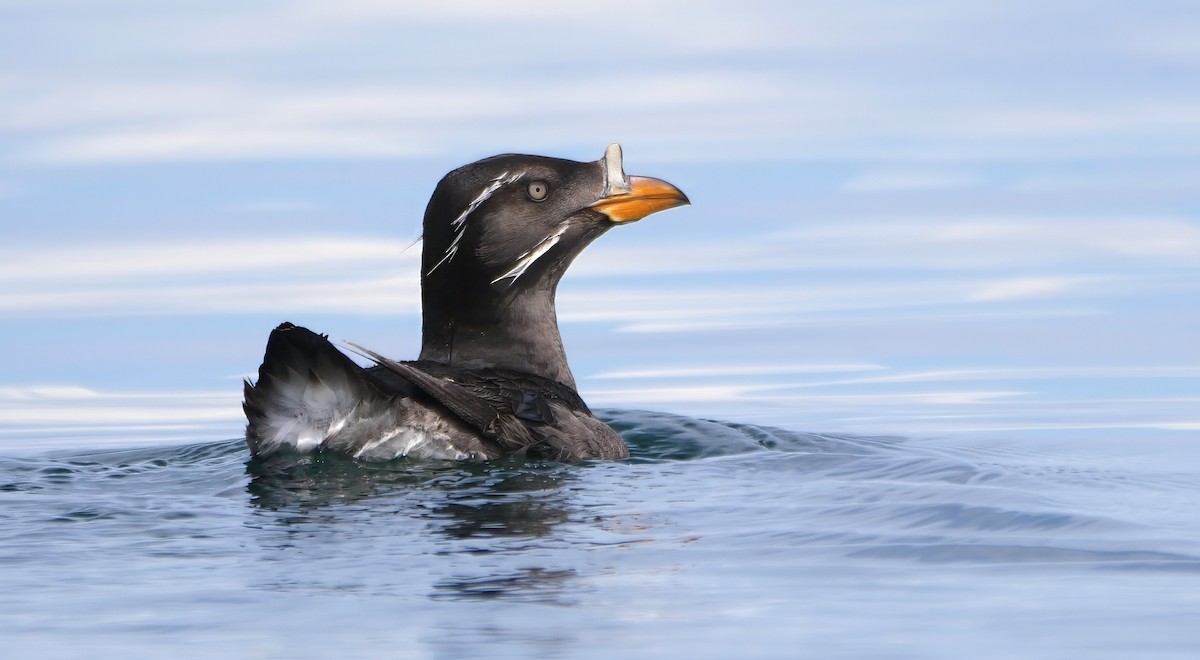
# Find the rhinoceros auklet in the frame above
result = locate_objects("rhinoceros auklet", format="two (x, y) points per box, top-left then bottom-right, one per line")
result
(243, 144), (688, 461)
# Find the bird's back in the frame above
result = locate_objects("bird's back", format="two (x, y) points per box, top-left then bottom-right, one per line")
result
(243, 323), (627, 461)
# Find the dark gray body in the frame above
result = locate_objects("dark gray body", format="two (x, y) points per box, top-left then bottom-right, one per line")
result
(243, 323), (627, 461)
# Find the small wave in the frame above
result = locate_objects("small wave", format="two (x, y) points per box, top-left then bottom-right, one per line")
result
(1, 440), (245, 491)
(847, 542), (1200, 570)
(599, 408), (895, 462)
(3, 409), (1198, 574)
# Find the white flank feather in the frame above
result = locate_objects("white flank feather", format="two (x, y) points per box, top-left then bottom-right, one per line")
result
(252, 359), (487, 460)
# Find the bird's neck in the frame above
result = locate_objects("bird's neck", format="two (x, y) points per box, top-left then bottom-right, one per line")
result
(419, 286), (577, 390)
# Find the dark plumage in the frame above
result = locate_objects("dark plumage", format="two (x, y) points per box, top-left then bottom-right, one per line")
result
(243, 144), (688, 461)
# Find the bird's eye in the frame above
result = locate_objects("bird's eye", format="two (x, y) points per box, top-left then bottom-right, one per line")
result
(526, 181), (549, 202)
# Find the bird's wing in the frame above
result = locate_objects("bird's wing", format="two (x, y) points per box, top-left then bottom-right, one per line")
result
(346, 343), (538, 453)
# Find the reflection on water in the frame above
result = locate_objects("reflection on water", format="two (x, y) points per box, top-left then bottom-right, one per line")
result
(246, 452), (583, 602)
(431, 567), (580, 604)
(247, 454), (577, 539)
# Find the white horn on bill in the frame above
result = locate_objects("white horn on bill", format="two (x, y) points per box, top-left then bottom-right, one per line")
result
(603, 143), (631, 196)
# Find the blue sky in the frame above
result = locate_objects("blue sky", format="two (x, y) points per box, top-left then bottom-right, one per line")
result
(1, 1), (1198, 450)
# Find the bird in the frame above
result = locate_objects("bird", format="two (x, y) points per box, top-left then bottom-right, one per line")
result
(242, 144), (688, 462)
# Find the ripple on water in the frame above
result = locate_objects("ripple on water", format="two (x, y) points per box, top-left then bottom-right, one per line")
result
(1, 410), (1198, 576)
(2, 408), (1198, 659)
(601, 408), (894, 461)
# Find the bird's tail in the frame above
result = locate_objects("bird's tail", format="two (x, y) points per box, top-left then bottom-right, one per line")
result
(242, 322), (379, 455)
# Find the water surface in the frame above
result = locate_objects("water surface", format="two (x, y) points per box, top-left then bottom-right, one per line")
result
(3, 410), (1198, 659)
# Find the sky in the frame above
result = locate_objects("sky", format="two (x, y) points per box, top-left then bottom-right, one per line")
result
(1, 1), (1198, 451)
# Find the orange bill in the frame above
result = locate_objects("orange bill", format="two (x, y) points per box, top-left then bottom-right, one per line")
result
(590, 176), (689, 224)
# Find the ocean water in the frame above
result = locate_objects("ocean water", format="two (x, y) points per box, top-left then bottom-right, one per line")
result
(2, 409), (1198, 659)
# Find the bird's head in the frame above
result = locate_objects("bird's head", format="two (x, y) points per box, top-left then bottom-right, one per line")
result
(420, 143), (688, 301)
(417, 144), (688, 382)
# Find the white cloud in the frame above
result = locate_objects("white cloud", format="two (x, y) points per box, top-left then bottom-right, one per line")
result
(580, 365), (1200, 435)
(953, 219), (1200, 260)
(603, 306), (1104, 334)
(8, 72), (789, 164)
(0, 238), (417, 283)
(1126, 21), (1200, 64)
(613, 365), (1200, 390)
(584, 384), (1026, 407)
(0, 385), (244, 452)
(1011, 169), (1200, 192)
(0, 238), (421, 315)
(0, 385), (241, 426)
(847, 365), (1200, 385)
(590, 363), (885, 379)
(2, 215), (1190, 319)
(969, 277), (1076, 302)
(558, 275), (1112, 333)
(121, 1), (796, 58)
(841, 169), (979, 192)
(783, 218), (1200, 266)
(3, 4), (1199, 165)
(0, 385), (103, 400)
(570, 216), (1200, 284)
(558, 283), (940, 329)
(0, 277), (420, 316)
